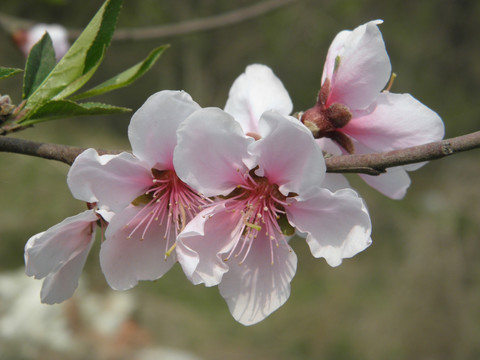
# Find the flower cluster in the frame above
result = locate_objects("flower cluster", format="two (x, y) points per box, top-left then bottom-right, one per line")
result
(25, 21), (444, 325)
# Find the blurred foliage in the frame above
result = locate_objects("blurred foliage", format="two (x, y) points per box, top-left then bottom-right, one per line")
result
(0, 1), (479, 359)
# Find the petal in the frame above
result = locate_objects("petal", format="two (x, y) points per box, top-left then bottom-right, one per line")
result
(321, 173), (351, 192)
(218, 232), (297, 326)
(343, 92), (445, 151)
(224, 64), (293, 134)
(174, 107), (254, 197)
(25, 210), (97, 279)
(359, 167), (411, 200)
(326, 20), (391, 110)
(129, 90), (201, 169)
(100, 205), (176, 290)
(348, 138), (412, 200)
(176, 203), (243, 287)
(68, 149), (152, 212)
(40, 240), (93, 304)
(251, 111), (326, 196)
(286, 188), (372, 267)
(321, 29), (351, 85)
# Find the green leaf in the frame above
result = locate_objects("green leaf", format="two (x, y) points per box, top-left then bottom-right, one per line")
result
(23, 99), (130, 124)
(71, 45), (169, 100)
(22, 32), (56, 99)
(24, 0), (123, 112)
(0, 67), (23, 80)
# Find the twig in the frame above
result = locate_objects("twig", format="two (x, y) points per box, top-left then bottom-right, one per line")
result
(1, 131), (479, 173)
(0, 136), (119, 165)
(0, 0), (297, 41)
(324, 131), (480, 175)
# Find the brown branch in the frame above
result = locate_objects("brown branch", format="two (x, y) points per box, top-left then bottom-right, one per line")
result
(0, 0), (297, 41)
(0, 136), (119, 166)
(324, 131), (480, 175)
(1, 131), (479, 173)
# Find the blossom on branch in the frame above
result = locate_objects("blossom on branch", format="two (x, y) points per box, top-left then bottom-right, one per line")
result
(225, 63), (351, 192)
(174, 107), (372, 325)
(24, 206), (111, 304)
(67, 91), (208, 290)
(302, 20), (445, 199)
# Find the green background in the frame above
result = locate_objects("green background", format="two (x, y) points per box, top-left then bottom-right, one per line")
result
(0, 1), (479, 359)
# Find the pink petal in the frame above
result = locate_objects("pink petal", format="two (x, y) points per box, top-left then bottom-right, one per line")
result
(174, 107), (254, 197)
(224, 64), (293, 134)
(100, 205), (176, 290)
(176, 203), (243, 286)
(68, 149), (152, 213)
(286, 188), (372, 267)
(326, 20), (391, 110)
(359, 167), (411, 200)
(251, 111), (325, 196)
(129, 90), (201, 169)
(25, 210), (98, 279)
(343, 92), (445, 152)
(218, 232), (297, 326)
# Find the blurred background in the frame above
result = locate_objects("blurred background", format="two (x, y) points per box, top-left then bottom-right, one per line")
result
(0, 0), (479, 359)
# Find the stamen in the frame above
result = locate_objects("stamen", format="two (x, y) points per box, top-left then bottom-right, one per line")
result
(385, 72), (397, 92)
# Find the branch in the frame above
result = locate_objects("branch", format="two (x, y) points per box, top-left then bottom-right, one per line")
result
(325, 131), (480, 175)
(0, 136), (118, 165)
(0, 0), (297, 41)
(1, 131), (479, 173)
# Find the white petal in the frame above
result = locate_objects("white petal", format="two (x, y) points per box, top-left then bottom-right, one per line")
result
(348, 140), (412, 200)
(321, 173), (351, 192)
(322, 30), (351, 85)
(218, 232), (297, 325)
(129, 90), (201, 169)
(176, 203), (243, 287)
(174, 107), (254, 197)
(251, 111), (325, 196)
(327, 20), (391, 110)
(286, 188), (372, 267)
(100, 205), (176, 290)
(40, 241), (93, 304)
(359, 167), (411, 200)
(344, 92), (445, 151)
(224, 64), (293, 134)
(25, 210), (97, 279)
(68, 149), (152, 212)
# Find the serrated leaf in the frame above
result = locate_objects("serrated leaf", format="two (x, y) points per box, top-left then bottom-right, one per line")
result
(0, 67), (23, 80)
(23, 99), (130, 124)
(23, 32), (56, 99)
(53, 47), (106, 100)
(71, 45), (168, 100)
(23, 0), (123, 113)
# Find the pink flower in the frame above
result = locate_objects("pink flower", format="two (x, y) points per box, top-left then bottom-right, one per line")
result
(14, 24), (69, 61)
(225, 64), (351, 192)
(174, 108), (372, 325)
(302, 20), (445, 199)
(67, 91), (208, 290)
(24, 207), (111, 304)
(224, 64), (293, 136)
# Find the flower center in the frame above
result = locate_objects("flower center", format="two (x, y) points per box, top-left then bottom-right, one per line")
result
(126, 169), (208, 254)
(224, 170), (293, 264)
